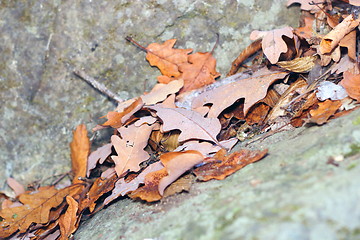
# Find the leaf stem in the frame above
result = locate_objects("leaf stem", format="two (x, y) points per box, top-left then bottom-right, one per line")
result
(74, 70), (123, 103)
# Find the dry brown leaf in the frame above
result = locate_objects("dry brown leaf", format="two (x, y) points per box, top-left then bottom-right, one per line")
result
(58, 196), (79, 240)
(227, 39), (262, 76)
(320, 14), (360, 54)
(146, 39), (193, 79)
(309, 100), (342, 125)
(149, 105), (222, 145)
(192, 67), (289, 117)
(129, 168), (167, 202)
(350, 0), (360, 6)
(141, 79), (184, 105)
(246, 103), (271, 125)
(163, 173), (195, 198)
(294, 16), (314, 39)
(331, 55), (358, 74)
(339, 30), (357, 61)
(6, 178), (25, 197)
(78, 174), (118, 213)
(340, 71), (360, 101)
(70, 124), (90, 184)
(193, 148), (268, 181)
(111, 123), (156, 176)
(277, 56), (317, 73)
(158, 150), (204, 195)
(178, 52), (221, 93)
(250, 27), (294, 64)
(0, 184), (84, 238)
(104, 162), (164, 205)
(102, 98), (143, 128)
(86, 143), (112, 177)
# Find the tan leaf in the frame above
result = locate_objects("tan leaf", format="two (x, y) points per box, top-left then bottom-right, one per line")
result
(192, 67), (288, 117)
(340, 71), (360, 101)
(294, 16), (315, 39)
(86, 143), (112, 177)
(6, 178), (25, 197)
(141, 79), (184, 105)
(149, 105), (222, 145)
(193, 148), (268, 181)
(250, 27), (294, 64)
(277, 56), (317, 73)
(158, 150), (204, 195)
(287, 0), (324, 11)
(111, 123), (155, 176)
(59, 196), (79, 240)
(320, 14), (360, 54)
(339, 30), (357, 61)
(70, 124), (90, 184)
(163, 173), (195, 198)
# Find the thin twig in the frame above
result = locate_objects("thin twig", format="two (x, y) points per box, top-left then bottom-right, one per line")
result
(74, 70), (123, 103)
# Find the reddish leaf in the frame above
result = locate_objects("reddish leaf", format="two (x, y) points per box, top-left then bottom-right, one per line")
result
(6, 178), (25, 197)
(58, 196), (79, 240)
(193, 148), (268, 181)
(86, 143), (112, 177)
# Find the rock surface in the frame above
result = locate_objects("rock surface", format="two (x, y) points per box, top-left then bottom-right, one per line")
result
(0, 0), (299, 192)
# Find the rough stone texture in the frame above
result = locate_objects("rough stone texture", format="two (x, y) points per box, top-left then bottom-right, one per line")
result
(75, 109), (360, 240)
(0, 0), (299, 192)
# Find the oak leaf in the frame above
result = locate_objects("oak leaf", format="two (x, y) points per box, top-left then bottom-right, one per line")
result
(294, 16), (314, 39)
(129, 150), (204, 202)
(70, 124), (90, 184)
(0, 184), (83, 238)
(149, 105), (222, 145)
(86, 143), (112, 177)
(193, 148), (268, 181)
(177, 52), (221, 93)
(102, 98), (143, 128)
(192, 67), (289, 117)
(146, 39), (193, 79)
(111, 123), (156, 176)
(59, 196), (79, 240)
(250, 27), (294, 64)
(309, 100), (342, 125)
(340, 71), (360, 101)
(6, 178), (25, 197)
(339, 30), (357, 61)
(287, 0), (324, 11)
(141, 79), (184, 105)
(104, 162), (164, 205)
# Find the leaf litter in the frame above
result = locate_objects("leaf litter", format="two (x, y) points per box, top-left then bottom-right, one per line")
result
(2, 1), (360, 238)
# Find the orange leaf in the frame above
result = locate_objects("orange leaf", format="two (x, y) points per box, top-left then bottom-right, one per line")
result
(340, 71), (360, 101)
(0, 184), (83, 238)
(146, 39), (192, 79)
(193, 148), (268, 181)
(339, 30), (357, 61)
(320, 14), (360, 54)
(294, 16), (314, 39)
(309, 100), (342, 125)
(70, 124), (90, 184)
(102, 98), (143, 128)
(192, 67), (288, 117)
(59, 196), (79, 240)
(178, 52), (221, 92)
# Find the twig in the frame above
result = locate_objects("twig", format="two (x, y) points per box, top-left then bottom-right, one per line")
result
(74, 70), (124, 103)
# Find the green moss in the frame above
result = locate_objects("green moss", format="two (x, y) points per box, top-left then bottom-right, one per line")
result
(344, 144), (360, 158)
(347, 163), (357, 171)
(352, 116), (360, 125)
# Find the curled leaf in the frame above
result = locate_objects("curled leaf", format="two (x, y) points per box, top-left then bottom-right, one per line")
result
(277, 56), (317, 73)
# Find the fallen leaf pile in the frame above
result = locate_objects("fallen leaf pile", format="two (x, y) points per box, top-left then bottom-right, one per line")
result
(2, 1), (360, 238)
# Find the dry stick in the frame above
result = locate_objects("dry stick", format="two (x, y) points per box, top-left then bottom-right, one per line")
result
(74, 70), (124, 103)
(227, 39), (262, 76)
